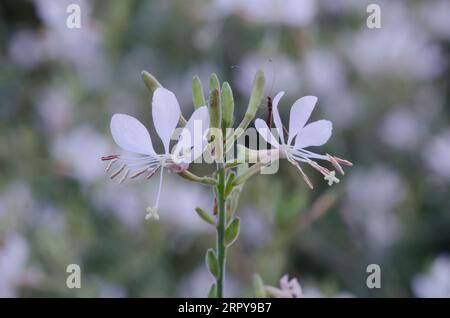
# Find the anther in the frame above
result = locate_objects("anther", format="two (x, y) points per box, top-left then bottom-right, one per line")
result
(327, 154), (345, 175)
(110, 164), (125, 179)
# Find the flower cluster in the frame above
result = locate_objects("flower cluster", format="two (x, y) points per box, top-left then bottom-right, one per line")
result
(102, 71), (352, 220)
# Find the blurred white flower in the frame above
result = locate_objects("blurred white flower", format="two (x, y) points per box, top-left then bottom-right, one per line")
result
(379, 108), (426, 151)
(51, 126), (111, 184)
(92, 182), (144, 229)
(422, 130), (450, 181)
(0, 233), (29, 297)
(343, 2), (444, 81)
(303, 49), (361, 128)
(412, 255), (450, 298)
(0, 181), (34, 229)
(255, 92), (352, 189)
(103, 88), (209, 220)
(265, 274), (303, 298)
(211, 0), (317, 27)
(235, 53), (300, 97)
(303, 49), (346, 96)
(98, 281), (127, 298)
(240, 208), (271, 248)
(419, 0), (450, 40)
(346, 165), (405, 248)
(36, 84), (74, 133)
(34, 0), (92, 32)
(33, 0), (108, 86)
(7, 29), (43, 69)
(157, 178), (212, 234)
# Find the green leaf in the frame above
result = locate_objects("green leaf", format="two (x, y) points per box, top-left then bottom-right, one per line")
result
(225, 171), (236, 196)
(195, 207), (216, 226)
(253, 274), (266, 298)
(207, 283), (217, 298)
(205, 248), (219, 279)
(192, 76), (206, 109)
(225, 217), (240, 247)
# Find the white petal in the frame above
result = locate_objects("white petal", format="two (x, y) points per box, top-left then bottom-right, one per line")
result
(175, 106), (210, 162)
(272, 91), (285, 144)
(110, 114), (156, 156)
(288, 96), (318, 145)
(152, 87), (181, 153)
(295, 120), (332, 149)
(255, 118), (280, 148)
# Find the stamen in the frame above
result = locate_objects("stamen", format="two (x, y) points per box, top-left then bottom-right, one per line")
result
(308, 160), (330, 176)
(131, 167), (149, 179)
(294, 163), (314, 190)
(327, 154), (345, 175)
(119, 169), (129, 184)
(146, 166), (161, 180)
(110, 164), (125, 179)
(334, 156), (353, 167)
(105, 159), (118, 172)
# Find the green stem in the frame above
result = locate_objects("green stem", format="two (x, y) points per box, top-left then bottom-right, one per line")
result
(215, 163), (226, 298)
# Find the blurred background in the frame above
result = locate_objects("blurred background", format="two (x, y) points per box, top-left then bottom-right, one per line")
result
(1, 0), (449, 297)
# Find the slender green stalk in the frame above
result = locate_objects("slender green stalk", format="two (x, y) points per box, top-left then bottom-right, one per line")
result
(215, 163), (226, 298)
(177, 170), (217, 185)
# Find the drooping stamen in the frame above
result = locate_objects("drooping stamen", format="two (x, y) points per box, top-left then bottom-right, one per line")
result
(308, 160), (330, 176)
(119, 169), (130, 184)
(294, 162), (314, 190)
(110, 164), (125, 179)
(130, 167), (149, 179)
(327, 154), (345, 175)
(146, 165), (161, 180)
(105, 159), (118, 172)
(334, 156), (353, 167)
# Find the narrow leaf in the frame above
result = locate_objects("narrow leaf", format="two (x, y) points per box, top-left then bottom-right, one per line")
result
(195, 207), (216, 226)
(205, 248), (219, 279)
(225, 217), (240, 246)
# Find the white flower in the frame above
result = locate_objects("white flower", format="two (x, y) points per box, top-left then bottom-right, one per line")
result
(265, 274), (303, 298)
(102, 87), (209, 220)
(255, 91), (352, 189)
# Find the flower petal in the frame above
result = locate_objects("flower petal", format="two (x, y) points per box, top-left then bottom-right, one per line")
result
(288, 96), (318, 145)
(255, 118), (280, 148)
(295, 119), (332, 149)
(272, 91), (285, 144)
(152, 87), (181, 153)
(174, 106), (210, 162)
(110, 114), (156, 156)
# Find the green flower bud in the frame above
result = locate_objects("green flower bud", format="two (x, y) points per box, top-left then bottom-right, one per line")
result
(192, 76), (206, 109)
(141, 70), (161, 93)
(221, 82), (234, 130)
(208, 88), (222, 129)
